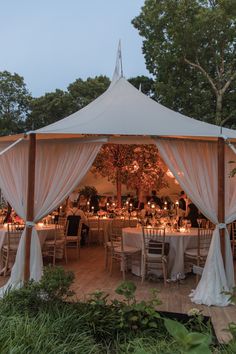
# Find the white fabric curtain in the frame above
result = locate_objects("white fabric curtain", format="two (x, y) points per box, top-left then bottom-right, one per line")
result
(156, 138), (235, 306)
(0, 138), (102, 293)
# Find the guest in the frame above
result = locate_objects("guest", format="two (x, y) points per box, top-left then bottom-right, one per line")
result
(99, 196), (107, 211)
(178, 191), (187, 217)
(150, 190), (162, 208)
(186, 200), (199, 228)
(67, 202), (89, 245)
(90, 194), (99, 213)
(139, 202), (146, 219)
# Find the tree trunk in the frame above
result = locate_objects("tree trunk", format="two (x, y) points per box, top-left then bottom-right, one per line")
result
(116, 168), (122, 208)
(215, 92), (223, 125)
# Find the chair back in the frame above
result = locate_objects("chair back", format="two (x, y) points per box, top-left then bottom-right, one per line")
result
(142, 227), (166, 256)
(198, 228), (213, 257)
(88, 218), (99, 230)
(58, 217), (67, 228)
(55, 223), (65, 240)
(66, 215), (81, 236)
(111, 218), (125, 239)
(6, 223), (22, 250)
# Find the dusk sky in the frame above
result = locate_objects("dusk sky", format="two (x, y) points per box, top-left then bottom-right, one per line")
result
(0, 0), (148, 97)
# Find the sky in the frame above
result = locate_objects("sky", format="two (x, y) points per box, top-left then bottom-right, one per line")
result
(0, 0), (149, 97)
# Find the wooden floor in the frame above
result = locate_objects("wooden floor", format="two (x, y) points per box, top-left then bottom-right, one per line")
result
(0, 246), (235, 343)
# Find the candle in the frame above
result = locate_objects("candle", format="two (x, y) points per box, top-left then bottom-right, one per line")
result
(164, 201), (167, 205)
(87, 201), (90, 205)
(91, 206), (94, 211)
(151, 204), (155, 209)
(148, 201), (151, 206)
(164, 206), (167, 210)
(112, 202), (115, 207)
(179, 227), (186, 233)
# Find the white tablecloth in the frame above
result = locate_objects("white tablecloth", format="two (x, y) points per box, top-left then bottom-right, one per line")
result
(88, 217), (138, 243)
(122, 227), (199, 280)
(0, 225), (56, 270)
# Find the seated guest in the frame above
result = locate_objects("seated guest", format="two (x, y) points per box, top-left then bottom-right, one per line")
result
(67, 202), (89, 246)
(178, 191), (187, 217)
(150, 190), (162, 208)
(99, 196), (108, 211)
(186, 200), (199, 228)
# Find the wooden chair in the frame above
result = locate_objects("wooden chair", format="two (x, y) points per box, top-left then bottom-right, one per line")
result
(109, 231), (141, 280)
(88, 218), (104, 245)
(57, 216), (67, 229)
(231, 221), (236, 258)
(65, 220), (82, 259)
(1, 224), (23, 276)
(141, 227), (168, 285)
(104, 218), (124, 269)
(42, 224), (67, 266)
(184, 228), (213, 283)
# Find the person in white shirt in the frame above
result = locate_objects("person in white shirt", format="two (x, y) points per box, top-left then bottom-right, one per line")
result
(66, 201), (88, 226)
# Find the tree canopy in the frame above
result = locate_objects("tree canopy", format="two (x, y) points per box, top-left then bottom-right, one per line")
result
(0, 71), (31, 135)
(132, 0), (236, 127)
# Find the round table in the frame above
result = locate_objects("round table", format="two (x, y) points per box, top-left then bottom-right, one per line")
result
(122, 227), (199, 280)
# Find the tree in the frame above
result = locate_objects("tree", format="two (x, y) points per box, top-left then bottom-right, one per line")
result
(26, 89), (74, 130)
(26, 75), (111, 130)
(0, 71), (31, 135)
(68, 75), (110, 111)
(128, 76), (156, 98)
(92, 144), (168, 207)
(132, 0), (236, 127)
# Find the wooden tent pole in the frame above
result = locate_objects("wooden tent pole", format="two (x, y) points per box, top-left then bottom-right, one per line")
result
(218, 137), (225, 265)
(24, 133), (36, 283)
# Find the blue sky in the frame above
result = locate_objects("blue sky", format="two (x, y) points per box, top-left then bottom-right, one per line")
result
(0, 0), (148, 97)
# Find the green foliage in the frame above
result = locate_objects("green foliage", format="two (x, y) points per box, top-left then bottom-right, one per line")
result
(132, 0), (236, 126)
(25, 75), (110, 131)
(164, 318), (212, 354)
(0, 70), (32, 135)
(0, 309), (101, 354)
(2, 266), (74, 314)
(128, 75), (155, 98)
(0, 274), (227, 353)
(79, 185), (98, 199)
(26, 89), (74, 130)
(68, 75), (110, 110)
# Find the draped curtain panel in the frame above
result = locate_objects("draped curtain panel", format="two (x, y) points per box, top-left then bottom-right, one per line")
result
(156, 138), (235, 306)
(0, 139), (102, 294)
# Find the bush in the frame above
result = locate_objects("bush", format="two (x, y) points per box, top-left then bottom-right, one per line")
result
(1, 266), (75, 314)
(0, 267), (233, 353)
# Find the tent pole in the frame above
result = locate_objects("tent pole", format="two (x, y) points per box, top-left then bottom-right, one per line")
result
(218, 137), (225, 266)
(24, 133), (36, 283)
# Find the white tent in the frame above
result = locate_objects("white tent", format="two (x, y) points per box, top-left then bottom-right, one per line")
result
(0, 45), (235, 307)
(36, 76), (236, 140)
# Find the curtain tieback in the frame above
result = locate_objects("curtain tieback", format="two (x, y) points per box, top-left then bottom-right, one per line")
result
(218, 223), (226, 229)
(26, 221), (36, 228)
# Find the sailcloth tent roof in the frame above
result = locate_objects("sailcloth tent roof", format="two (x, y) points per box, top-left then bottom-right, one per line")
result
(35, 76), (236, 140)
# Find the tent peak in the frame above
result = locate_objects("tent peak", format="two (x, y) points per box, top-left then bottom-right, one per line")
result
(111, 40), (123, 84)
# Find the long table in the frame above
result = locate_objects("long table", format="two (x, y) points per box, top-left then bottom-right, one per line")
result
(122, 227), (199, 280)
